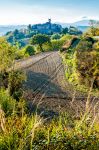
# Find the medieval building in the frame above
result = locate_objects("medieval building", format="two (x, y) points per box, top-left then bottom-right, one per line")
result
(31, 19), (62, 34)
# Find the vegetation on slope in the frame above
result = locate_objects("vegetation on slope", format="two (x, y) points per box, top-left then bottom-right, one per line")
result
(61, 35), (99, 92)
(0, 88), (99, 150)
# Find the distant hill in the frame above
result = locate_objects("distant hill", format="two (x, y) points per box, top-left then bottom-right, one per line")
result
(72, 19), (90, 26)
(58, 19), (99, 32)
(0, 25), (26, 36)
(77, 26), (90, 32)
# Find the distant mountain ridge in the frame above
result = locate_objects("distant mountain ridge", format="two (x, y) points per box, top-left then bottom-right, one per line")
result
(57, 19), (99, 31)
(72, 20), (90, 26)
(0, 25), (26, 36)
(58, 19), (99, 27)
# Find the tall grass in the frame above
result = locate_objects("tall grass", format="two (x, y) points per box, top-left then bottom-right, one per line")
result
(0, 88), (99, 150)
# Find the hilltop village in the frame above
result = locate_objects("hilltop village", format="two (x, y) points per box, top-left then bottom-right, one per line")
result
(31, 19), (62, 34)
(5, 19), (82, 47)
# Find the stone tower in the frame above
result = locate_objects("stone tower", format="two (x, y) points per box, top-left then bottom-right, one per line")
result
(48, 18), (51, 24)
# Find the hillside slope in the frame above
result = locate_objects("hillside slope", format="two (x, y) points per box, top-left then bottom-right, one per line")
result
(15, 51), (98, 116)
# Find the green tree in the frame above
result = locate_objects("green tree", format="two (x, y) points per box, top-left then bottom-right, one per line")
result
(0, 38), (26, 100)
(0, 38), (17, 89)
(25, 45), (35, 56)
(0, 38), (16, 73)
(62, 27), (68, 34)
(31, 34), (50, 52)
(51, 34), (61, 40)
(8, 71), (26, 100)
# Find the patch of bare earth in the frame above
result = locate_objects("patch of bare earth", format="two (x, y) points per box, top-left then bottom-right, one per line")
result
(17, 51), (99, 117)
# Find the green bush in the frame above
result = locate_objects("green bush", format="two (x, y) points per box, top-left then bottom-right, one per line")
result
(50, 39), (64, 51)
(15, 49), (26, 59)
(42, 43), (52, 52)
(75, 38), (99, 88)
(51, 34), (61, 40)
(8, 71), (26, 100)
(15, 45), (35, 59)
(25, 45), (35, 56)
(0, 38), (16, 72)
(0, 89), (16, 116)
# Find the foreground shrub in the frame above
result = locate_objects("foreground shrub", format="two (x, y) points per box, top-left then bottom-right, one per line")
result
(0, 89), (16, 116)
(8, 71), (26, 100)
(0, 38), (16, 72)
(75, 37), (99, 88)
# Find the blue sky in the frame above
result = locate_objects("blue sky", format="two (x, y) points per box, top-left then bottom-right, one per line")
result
(0, 0), (99, 25)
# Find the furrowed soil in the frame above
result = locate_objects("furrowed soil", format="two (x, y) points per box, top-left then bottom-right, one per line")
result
(16, 51), (99, 117)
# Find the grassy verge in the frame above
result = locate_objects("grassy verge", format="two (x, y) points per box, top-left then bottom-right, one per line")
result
(0, 89), (99, 150)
